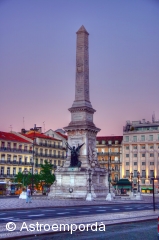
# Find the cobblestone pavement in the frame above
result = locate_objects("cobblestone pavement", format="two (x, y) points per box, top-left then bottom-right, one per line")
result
(0, 195), (157, 210)
(0, 209), (159, 239)
(19, 220), (157, 240)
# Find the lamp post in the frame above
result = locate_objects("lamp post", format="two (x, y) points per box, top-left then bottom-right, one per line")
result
(86, 168), (92, 201)
(108, 145), (111, 193)
(31, 125), (36, 195)
(88, 169), (92, 194)
(137, 171), (140, 192)
(130, 172), (133, 192)
(22, 169), (29, 187)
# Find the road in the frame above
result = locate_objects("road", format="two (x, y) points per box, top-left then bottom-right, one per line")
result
(19, 220), (157, 240)
(0, 203), (158, 223)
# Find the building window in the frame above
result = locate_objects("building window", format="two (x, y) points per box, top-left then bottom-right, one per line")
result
(126, 154), (129, 158)
(24, 146), (27, 151)
(58, 160), (61, 166)
(7, 142), (11, 149)
(7, 155), (11, 161)
(150, 145), (154, 149)
(114, 148), (118, 152)
(1, 154), (5, 160)
(142, 170), (146, 178)
(141, 135), (145, 141)
(115, 141), (118, 144)
(126, 170), (130, 177)
(1, 142), (5, 148)
(134, 170), (137, 177)
(13, 167), (16, 175)
(150, 153), (154, 157)
(141, 179), (145, 184)
(142, 162), (146, 165)
(1, 167), (4, 174)
(25, 157), (27, 164)
(133, 145), (137, 149)
(125, 136), (129, 142)
(19, 168), (22, 173)
(54, 160), (57, 165)
(102, 140), (105, 144)
(96, 141), (99, 144)
(115, 156), (119, 161)
(133, 136), (137, 142)
(134, 154), (137, 157)
(19, 157), (22, 163)
(150, 162), (154, 165)
(108, 141), (112, 145)
(141, 145), (145, 149)
(50, 160), (52, 164)
(150, 170), (154, 177)
(40, 159), (43, 164)
(149, 135), (153, 141)
(125, 146), (129, 150)
(7, 167), (10, 175)
(134, 162), (137, 165)
(142, 154), (145, 157)
(13, 143), (17, 149)
(126, 162), (129, 166)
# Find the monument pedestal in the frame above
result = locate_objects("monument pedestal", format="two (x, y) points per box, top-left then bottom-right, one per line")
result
(48, 164), (108, 200)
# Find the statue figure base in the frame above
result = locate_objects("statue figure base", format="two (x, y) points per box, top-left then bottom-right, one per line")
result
(48, 162), (108, 200)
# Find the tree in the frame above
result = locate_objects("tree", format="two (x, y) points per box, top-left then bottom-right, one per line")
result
(39, 160), (56, 186)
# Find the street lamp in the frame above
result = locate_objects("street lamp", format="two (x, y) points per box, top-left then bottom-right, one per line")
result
(88, 169), (92, 194)
(137, 171), (140, 193)
(130, 172), (133, 192)
(22, 169), (29, 187)
(108, 144), (111, 193)
(31, 125), (36, 195)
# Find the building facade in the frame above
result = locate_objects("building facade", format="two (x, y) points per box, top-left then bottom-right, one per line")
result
(122, 118), (159, 192)
(96, 136), (123, 184)
(19, 129), (66, 173)
(0, 131), (33, 182)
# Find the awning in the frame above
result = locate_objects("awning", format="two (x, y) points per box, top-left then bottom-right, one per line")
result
(117, 186), (131, 189)
(141, 187), (153, 190)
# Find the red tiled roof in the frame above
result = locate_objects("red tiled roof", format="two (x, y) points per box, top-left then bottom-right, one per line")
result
(22, 132), (61, 141)
(56, 132), (68, 140)
(0, 131), (31, 143)
(96, 136), (123, 144)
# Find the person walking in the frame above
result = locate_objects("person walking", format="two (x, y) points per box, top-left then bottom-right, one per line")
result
(26, 186), (32, 203)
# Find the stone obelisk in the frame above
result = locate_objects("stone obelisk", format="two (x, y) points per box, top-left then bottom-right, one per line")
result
(64, 25), (100, 168)
(48, 26), (108, 200)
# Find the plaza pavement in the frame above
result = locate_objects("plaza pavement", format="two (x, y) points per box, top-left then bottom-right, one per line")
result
(0, 195), (158, 239)
(0, 194), (157, 210)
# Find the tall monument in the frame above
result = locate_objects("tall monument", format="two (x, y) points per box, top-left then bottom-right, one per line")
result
(49, 26), (108, 200)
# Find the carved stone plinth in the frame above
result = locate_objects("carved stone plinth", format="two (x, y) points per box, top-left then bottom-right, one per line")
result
(48, 167), (108, 199)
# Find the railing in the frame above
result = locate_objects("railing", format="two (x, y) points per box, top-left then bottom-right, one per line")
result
(35, 153), (65, 159)
(39, 142), (63, 149)
(0, 160), (33, 166)
(97, 152), (120, 156)
(0, 147), (33, 154)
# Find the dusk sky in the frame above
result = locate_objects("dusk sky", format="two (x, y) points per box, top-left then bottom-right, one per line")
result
(0, 0), (159, 136)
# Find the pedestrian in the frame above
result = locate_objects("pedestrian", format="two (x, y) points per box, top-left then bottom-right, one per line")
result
(26, 186), (32, 203)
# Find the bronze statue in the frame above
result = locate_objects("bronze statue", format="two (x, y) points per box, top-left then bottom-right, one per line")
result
(65, 142), (85, 167)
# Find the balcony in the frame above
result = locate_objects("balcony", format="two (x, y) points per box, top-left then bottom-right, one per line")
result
(39, 142), (63, 149)
(97, 152), (120, 156)
(0, 147), (33, 154)
(35, 153), (65, 159)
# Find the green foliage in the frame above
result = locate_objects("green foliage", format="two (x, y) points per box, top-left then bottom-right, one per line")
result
(14, 160), (56, 187)
(40, 160), (56, 185)
(14, 172), (24, 184)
